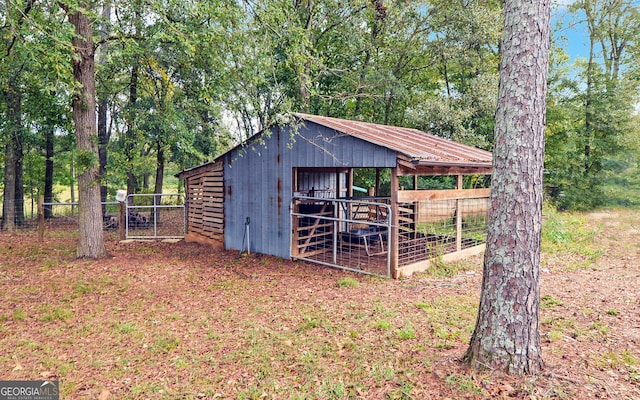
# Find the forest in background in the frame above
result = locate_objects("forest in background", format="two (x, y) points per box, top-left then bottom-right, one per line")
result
(1, 0), (639, 225)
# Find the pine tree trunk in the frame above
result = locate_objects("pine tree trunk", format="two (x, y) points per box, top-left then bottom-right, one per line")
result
(67, 3), (107, 258)
(463, 0), (550, 375)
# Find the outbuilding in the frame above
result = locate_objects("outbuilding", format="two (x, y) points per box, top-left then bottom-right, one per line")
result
(177, 113), (492, 277)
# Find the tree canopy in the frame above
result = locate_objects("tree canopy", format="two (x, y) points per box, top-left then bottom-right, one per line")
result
(1, 0), (638, 228)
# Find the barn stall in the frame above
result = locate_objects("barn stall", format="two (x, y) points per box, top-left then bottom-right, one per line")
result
(178, 113), (492, 278)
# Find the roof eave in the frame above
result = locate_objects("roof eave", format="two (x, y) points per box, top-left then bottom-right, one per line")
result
(414, 160), (493, 169)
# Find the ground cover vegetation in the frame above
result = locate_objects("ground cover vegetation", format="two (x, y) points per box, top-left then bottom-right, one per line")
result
(0, 209), (638, 398)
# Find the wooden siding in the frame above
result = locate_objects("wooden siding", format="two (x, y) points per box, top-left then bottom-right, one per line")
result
(185, 160), (224, 242)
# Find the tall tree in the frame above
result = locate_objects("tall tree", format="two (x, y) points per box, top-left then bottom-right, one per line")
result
(2, 75), (20, 230)
(62, 1), (107, 258)
(97, 1), (112, 214)
(464, 0), (550, 375)
(545, 0), (639, 209)
(1, 0), (36, 230)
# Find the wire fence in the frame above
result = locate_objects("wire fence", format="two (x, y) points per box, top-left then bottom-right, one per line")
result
(0, 195), (185, 240)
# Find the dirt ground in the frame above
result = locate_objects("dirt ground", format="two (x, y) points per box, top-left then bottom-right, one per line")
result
(0, 210), (638, 399)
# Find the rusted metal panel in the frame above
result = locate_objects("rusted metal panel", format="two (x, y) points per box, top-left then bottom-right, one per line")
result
(296, 113), (492, 168)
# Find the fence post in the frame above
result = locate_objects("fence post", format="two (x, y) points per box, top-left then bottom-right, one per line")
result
(38, 195), (45, 242)
(119, 201), (125, 240)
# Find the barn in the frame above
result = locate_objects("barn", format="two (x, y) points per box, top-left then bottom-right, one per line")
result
(177, 113), (493, 278)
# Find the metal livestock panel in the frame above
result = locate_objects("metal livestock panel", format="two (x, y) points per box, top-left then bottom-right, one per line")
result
(223, 122), (398, 259)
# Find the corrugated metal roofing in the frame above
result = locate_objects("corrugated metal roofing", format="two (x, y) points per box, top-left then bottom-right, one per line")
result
(296, 113), (492, 168)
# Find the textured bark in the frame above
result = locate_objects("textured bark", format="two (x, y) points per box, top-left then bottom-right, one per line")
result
(2, 78), (19, 231)
(463, 0), (550, 375)
(14, 129), (24, 227)
(97, 3), (111, 216)
(152, 144), (165, 225)
(98, 96), (108, 216)
(67, 3), (107, 258)
(126, 62), (139, 204)
(44, 124), (54, 219)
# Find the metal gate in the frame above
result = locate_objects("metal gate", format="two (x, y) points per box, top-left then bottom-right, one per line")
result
(125, 194), (186, 239)
(291, 196), (392, 277)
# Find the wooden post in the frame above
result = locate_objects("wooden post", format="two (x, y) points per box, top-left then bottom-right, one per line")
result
(119, 201), (125, 241)
(390, 167), (399, 278)
(291, 200), (299, 257)
(38, 195), (45, 242)
(292, 167), (298, 193)
(347, 168), (353, 198)
(456, 175), (463, 252)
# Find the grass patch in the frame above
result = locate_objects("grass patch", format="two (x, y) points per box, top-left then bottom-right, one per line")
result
(115, 322), (137, 334)
(396, 325), (416, 340)
(152, 336), (180, 353)
(373, 320), (391, 331)
(541, 208), (603, 269)
(542, 209), (603, 269)
(445, 374), (482, 395)
(541, 294), (562, 308)
(72, 280), (95, 297)
(13, 308), (27, 321)
(40, 306), (73, 322)
(337, 277), (359, 288)
(416, 296), (477, 349)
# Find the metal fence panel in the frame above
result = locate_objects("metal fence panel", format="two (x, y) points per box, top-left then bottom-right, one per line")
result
(291, 196), (392, 278)
(125, 194), (185, 239)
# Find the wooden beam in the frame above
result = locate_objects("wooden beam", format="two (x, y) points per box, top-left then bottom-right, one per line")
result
(397, 158), (416, 170)
(184, 232), (224, 249)
(397, 188), (490, 202)
(396, 244), (486, 277)
(398, 165), (492, 177)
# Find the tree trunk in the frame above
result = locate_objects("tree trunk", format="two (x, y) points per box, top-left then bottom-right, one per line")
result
(2, 78), (20, 231)
(98, 96), (109, 216)
(98, 2), (111, 216)
(153, 144), (165, 225)
(126, 62), (139, 204)
(584, 2), (596, 176)
(44, 124), (54, 219)
(463, 0), (550, 375)
(14, 130), (25, 226)
(66, 2), (107, 258)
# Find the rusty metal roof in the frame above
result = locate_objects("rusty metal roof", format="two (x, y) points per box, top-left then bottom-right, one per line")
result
(296, 113), (492, 168)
